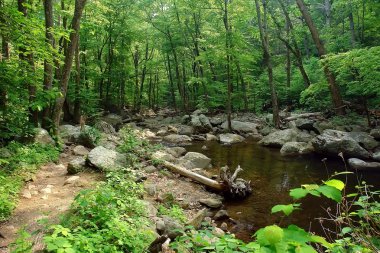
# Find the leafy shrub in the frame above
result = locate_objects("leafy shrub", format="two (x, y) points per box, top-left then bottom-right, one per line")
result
(158, 204), (187, 223)
(44, 171), (156, 253)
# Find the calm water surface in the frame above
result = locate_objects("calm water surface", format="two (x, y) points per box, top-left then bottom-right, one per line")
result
(187, 139), (380, 241)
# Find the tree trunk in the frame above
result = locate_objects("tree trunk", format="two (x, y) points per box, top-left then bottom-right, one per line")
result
(18, 0), (38, 127)
(42, 0), (55, 128)
(223, 0), (232, 132)
(73, 41), (81, 123)
(0, 0), (9, 112)
(52, 0), (87, 134)
(166, 54), (177, 110)
(296, 0), (345, 115)
(348, 6), (356, 48)
(255, 0), (280, 128)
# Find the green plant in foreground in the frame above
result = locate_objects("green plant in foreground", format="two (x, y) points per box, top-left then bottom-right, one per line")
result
(158, 204), (187, 223)
(172, 174), (380, 252)
(10, 229), (33, 253)
(44, 171), (156, 253)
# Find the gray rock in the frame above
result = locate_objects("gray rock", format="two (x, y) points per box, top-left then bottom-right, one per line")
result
(219, 133), (245, 145)
(370, 129), (380, 140)
(33, 128), (55, 145)
(67, 157), (86, 175)
(144, 184), (157, 196)
(295, 118), (317, 132)
(73, 145), (89, 156)
(101, 114), (123, 129)
(181, 115), (191, 124)
(212, 227), (225, 237)
(59, 124), (82, 143)
(87, 146), (126, 171)
(348, 158), (380, 170)
(206, 134), (218, 141)
(152, 151), (176, 162)
(188, 208), (208, 229)
(346, 132), (378, 150)
(192, 109), (208, 115)
(280, 142), (314, 156)
(165, 147), (187, 158)
(214, 210), (229, 220)
(94, 120), (116, 134)
(157, 215), (185, 239)
(141, 200), (158, 217)
(259, 126), (273, 136)
(181, 152), (211, 169)
(178, 125), (194, 136)
(312, 130), (371, 159)
(259, 129), (309, 148)
(191, 114), (212, 134)
(373, 149), (380, 162)
(209, 117), (225, 126)
(143, 165), (158, 173)
(64, 176), (80, 185)
(163, 134), (192, 144)
(313, 121), (335, 134)
(199, 198), (223, 209)
(221, 121), (259, 134)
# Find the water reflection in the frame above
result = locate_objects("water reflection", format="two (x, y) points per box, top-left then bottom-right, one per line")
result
(187, 139), (380, 241)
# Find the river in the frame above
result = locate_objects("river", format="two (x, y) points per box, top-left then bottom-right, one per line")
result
(187, 138), (380, 241)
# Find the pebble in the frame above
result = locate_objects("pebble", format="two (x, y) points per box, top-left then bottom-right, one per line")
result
(22, 190), (32, 199)
(64, 176), (80, 185)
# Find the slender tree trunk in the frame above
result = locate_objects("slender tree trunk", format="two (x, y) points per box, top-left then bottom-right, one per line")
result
(348, 5), (356, 48)
(0, 0), (9, 112)
(324, 0), (332, 27)
(296, 0), (345, 115)
(255, 0), (280, 128)
(132, 45), (139, 111)
(223, 0), (232, 132)
(52, 0), (87, 134)
(73, 41), (81, 123)
(166, 54), (177, 110)
(42, 0), (55, 128)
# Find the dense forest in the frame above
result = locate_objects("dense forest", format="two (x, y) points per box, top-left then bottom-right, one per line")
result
(0, 0), (379, 138)
(1, 0), (380, 252)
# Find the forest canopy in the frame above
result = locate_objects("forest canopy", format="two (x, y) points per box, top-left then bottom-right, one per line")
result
(0, 0), (379, 139)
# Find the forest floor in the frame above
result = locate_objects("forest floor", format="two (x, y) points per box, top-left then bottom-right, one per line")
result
(0, 146), (102, 253)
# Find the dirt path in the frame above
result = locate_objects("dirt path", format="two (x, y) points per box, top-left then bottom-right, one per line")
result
(0, 147), (102, 252)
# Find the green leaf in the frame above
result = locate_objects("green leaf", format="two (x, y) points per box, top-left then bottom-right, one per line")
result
(324, 179), (345, 191)
(271, 204), (294, 216)
(317, 185), (342, 203)
(290, 188), (309, 200)
(341, 227), (352, 235)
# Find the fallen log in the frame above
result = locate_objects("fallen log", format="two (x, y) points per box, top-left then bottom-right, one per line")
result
(162, 161), (252, 198)
(162, 161), (225, 191)
(284, 112), (323, 121)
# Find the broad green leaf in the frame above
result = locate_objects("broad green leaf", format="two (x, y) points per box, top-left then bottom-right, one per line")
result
(324, 179), (345, 191)
(271, 204), (294, 216)
(317, 185), (342, 203)
(290, 188), (309, 200)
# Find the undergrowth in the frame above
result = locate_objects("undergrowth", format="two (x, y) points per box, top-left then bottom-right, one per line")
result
(43, 170), (156, 253)
(0, 142), (59, 221)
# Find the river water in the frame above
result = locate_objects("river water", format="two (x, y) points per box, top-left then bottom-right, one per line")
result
(187, 139), (380, 241)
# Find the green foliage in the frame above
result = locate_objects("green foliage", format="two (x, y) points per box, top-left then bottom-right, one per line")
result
(10, 229), (33, 253)
(0, 142), (59, 221)
(157, 204), (187, 223)
(44, 171), (156, 253)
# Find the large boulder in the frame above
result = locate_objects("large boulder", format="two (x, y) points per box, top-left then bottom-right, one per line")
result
(370, 129), (380, 140)
(221, 121), (259, 134)
(219, 133), (245, 145)
(373, 149), (380, 162)
(280, 142), (314, 156)
(163, 134), (192, 144)
(180, 152), (211, 169)
(346, 132), (378, 150)
(295, 118), (318, 132)
(190, 114), (212, 134)
(259, 129), (311, 148)
(312, 130), (371, 159)
(165, 147), (187, 158)
(73, 145), (89, 156)
(33, 128), (55, 145)
(94, 120), (116, 134)
(156, 215), (185, 239)
(348, 158), (380, 170)
(87, 146), (126, 171)
(101, 114), (123, 129)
